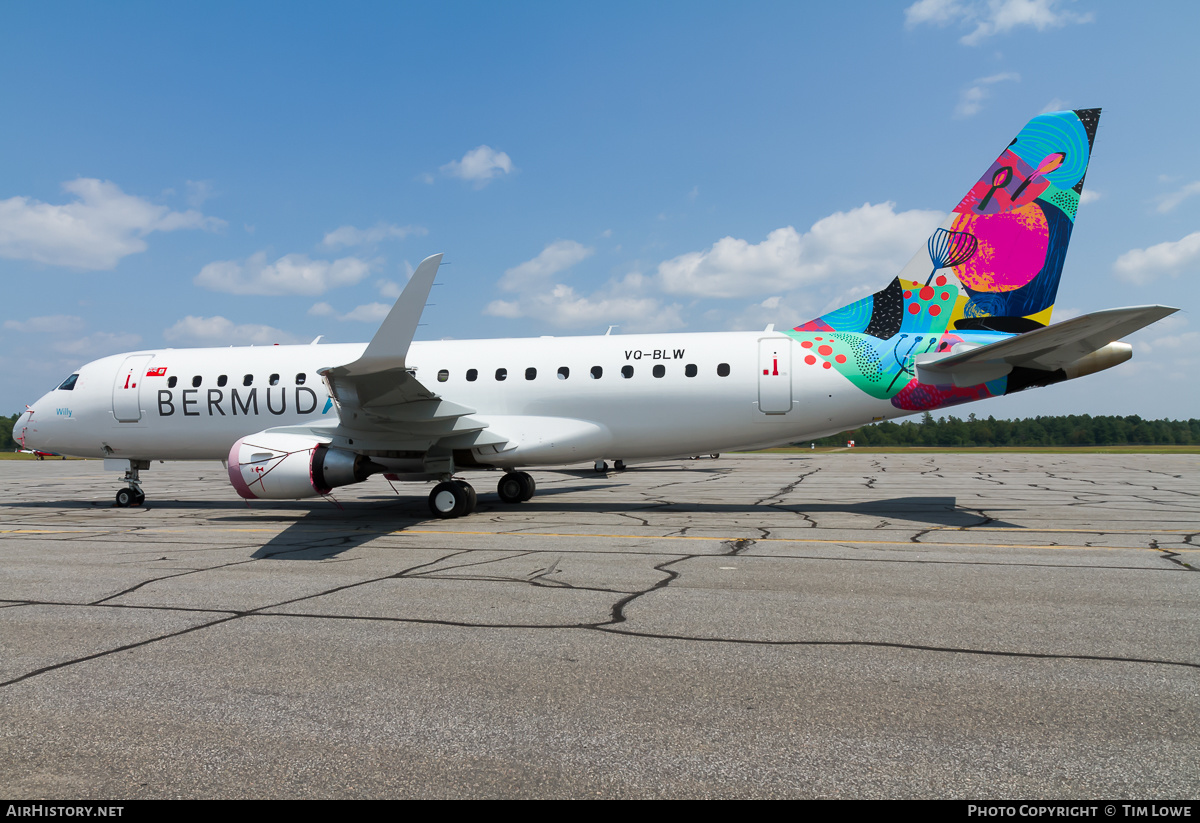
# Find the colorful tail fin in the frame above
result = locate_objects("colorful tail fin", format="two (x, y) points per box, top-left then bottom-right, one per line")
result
(787, 109), (1100, 408)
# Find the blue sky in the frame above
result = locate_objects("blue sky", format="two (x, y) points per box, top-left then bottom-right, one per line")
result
(2, 1), (1196, 419)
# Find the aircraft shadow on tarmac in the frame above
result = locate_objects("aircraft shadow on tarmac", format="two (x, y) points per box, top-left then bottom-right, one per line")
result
(232, 493), (1018, 560)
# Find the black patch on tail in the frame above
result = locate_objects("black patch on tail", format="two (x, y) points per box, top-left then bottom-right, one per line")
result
(1072, 108), (1101, 194)
(864, 277), (903, 339)
(955, 316), (1046, 333)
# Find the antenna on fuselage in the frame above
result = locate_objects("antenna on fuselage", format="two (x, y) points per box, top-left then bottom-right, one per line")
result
(606, 325), (619, 335)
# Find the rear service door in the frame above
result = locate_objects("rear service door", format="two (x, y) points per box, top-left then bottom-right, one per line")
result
(757, 338), (792, 414)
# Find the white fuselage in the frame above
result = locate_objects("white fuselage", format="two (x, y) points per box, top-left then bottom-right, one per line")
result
(16, 331), (910, 467)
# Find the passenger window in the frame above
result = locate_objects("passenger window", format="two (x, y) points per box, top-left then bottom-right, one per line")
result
(525, 367), (537, 380)
(685, 364), (698, 378)
(717, 363), (730, 377)
(622, 365), (634, 379)
(296, 373), (306, 385)
(192, 375), (202, 388)
(167, 376), (178, 389)
(557, 367), (569, 380)
(496, 368), (507, 381)
(466, 369), (478, 382)
(217, 375), (228, 387)
(653, 364), (665, 378)
(590, 366), (603, 379)
(58, 374), (79, 391)
(243, 375), (253, 387)
(269, 374), (280, 386)
(437, 369), (449, 383)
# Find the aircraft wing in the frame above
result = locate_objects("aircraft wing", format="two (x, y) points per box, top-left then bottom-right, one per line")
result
(916, 304), (1178, 387)
(314, 253), (511, 455)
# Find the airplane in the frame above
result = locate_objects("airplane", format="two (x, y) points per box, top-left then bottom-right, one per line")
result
(12, 108), (1178, 517)
(16, 449), (65, 460)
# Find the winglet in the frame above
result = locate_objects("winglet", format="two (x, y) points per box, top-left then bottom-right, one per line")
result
(332, 253), (442, 376)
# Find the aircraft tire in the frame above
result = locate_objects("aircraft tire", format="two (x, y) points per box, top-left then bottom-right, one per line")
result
(132, 489), (146, 506)
(515, 471), (535, 501)
(453, 479), (477, 514)
(497, 473), (525, 504)
(429, 481), (470, 518)
(114, 488), (135, 508)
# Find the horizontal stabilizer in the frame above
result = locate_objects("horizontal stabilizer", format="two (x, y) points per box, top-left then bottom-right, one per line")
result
(916, 304), (1178, 386)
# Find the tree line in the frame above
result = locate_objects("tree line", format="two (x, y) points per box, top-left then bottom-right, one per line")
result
(808, 413), (1200, 448)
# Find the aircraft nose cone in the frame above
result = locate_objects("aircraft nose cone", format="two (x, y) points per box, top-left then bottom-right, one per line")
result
(13, 410), (33, 449)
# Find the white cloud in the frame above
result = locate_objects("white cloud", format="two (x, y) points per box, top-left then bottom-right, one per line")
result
(185, 180), (215, 208)
(52, 331), (142, 356)
(955, 72), (1020, 118)
(905, 0), (1093, 45)
(1142, 331), (1199, 353)
(655, 202), (944, 298)
(322, 222), (427, 248)
(1078, 190), (1101, 205)
(306, 300), (393, 323)
(440, 145), (514, 187)
(163, 316), (299, 346)
(0, 178), (224, 270)
(904, 0), (967, 26)
(485, 282), (684, 333)
(1155, 181), (1200, 214)
(1040, 97), (1069, 114)
(500, 240), (594, 292)
(376, 279), (404, 299)
(194, 251), (373, 296)
(1113, 231), (1200, 284)
(4, 315), (86, 333)
(338, 303), (391, 323)
(486, 244), (682, 332)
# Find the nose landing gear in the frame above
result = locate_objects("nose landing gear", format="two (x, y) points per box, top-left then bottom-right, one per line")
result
(113, 462), (147, 507)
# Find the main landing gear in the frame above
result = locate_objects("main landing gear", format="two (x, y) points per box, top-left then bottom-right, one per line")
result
(428, 479), (477, 519)
(497, 471), (535, 504)
(113, 464), (146, 508)
(594, 459), (627, 473)
(426, 471), (536, 518)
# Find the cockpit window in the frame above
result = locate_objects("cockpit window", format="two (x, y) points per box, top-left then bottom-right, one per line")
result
(57, 374), (79, 391)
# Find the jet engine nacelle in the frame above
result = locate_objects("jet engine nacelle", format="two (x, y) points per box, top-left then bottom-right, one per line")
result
(227, 431), (381, 500)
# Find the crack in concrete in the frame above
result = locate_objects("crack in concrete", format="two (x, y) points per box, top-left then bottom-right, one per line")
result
(954, 506), (996, 529)
(89, 557), (262, 605)
(753, 468), (821, 506)
(1159, 549), (1197, 571)
(602, 556), (688, 627)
